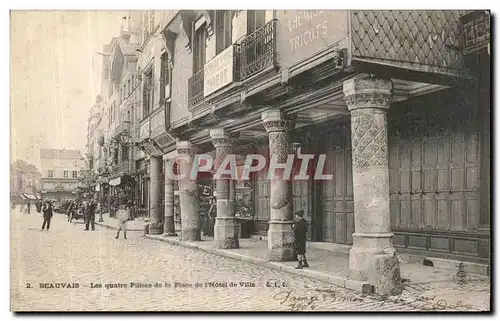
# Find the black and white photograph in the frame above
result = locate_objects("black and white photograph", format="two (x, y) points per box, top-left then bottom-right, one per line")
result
(8, 8), (491, 312)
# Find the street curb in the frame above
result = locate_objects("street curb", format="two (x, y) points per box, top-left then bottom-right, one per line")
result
(94, 221), (144, 232)
(144, 234), (372, 294)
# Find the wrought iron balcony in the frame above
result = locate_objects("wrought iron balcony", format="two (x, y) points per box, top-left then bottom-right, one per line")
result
(112, 160), (130, 177)
(238, 19), (276, 82)
(188, 68), (204, 108)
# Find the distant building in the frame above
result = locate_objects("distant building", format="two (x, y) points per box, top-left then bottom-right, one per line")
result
(10, 160), (42, 202)
(40, 149), (86, 201)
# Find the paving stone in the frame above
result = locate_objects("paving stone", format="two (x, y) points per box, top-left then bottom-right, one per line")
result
(10, 210), (489, 311)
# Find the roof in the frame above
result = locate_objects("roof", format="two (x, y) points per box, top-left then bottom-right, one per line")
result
(40, 149), (84, 160)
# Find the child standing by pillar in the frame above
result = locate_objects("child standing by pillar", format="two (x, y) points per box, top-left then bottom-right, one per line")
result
(293, 210), (309, 269)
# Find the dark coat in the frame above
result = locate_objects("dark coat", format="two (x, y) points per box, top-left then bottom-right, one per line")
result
(42, 204), (53, 218)
(293, 218), (308, 255)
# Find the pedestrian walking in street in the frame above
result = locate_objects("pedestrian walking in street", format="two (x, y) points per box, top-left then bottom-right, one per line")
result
(27, 200), (31, 214)
(35, 200), (42, 213)
(115, 200), (130, 239)
(293, 209), (309, 269)
(85, 199), (97, 231)
(67, 201), (76, 223)
(41, 201), (53, 231)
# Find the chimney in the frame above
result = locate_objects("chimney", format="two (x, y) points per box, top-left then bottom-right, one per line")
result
(120, 16), (131, 41)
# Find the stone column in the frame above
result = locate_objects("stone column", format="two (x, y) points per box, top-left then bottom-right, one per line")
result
(176, 141), (201, 241)
(210, 128), (239, 249)
(261, 109), (295, 261)
(163, 159), (177, 236)
(149, 156), (163, 234)
(343, 75), (402, 296)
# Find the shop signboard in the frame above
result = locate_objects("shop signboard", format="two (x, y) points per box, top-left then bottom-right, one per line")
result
(204, 45), (234, 97)
(275, 10), (349, 69)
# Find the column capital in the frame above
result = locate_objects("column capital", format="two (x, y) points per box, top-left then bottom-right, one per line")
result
(343, 75), (393, 112)
(261, 109), (294, 133)
(210, 128), (234, 148)
(176, 141), (198, 157)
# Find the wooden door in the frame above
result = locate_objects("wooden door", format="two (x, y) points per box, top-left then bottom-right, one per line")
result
(389, 95), (481, 258)
(253, 144), (270, 233)
(322, 125), (354, 244)
(293, 177), (312, 240)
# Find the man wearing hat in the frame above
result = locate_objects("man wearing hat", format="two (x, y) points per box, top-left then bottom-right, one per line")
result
(293, 209), (309, 269)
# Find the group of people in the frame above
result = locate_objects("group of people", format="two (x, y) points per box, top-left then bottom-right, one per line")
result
(66, 199), (99, 231)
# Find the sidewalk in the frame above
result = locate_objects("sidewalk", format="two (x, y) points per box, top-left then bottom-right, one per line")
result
(94, 213), (146, 231)
(144, 234), (490, 311)
(94, 215), (489, 310)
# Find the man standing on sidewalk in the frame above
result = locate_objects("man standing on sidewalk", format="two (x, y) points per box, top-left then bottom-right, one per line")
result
(41, 201), (53, 231)
(85, 199), (97, 231)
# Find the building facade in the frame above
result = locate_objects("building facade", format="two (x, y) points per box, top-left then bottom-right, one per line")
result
(40, 149), (86, 201)
(87, 10), (490, 294)
(10, 160), (42, 201)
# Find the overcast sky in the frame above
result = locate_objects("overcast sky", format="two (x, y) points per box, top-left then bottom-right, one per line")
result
(11, 10), (127, 169)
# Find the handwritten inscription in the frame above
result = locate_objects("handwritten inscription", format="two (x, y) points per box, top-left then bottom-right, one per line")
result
(377, 293), (475, 311)
(273, 289), (365, 311)
(287, 11), (328, 53)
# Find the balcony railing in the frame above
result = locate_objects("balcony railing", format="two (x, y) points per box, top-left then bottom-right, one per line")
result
(188, 68), (204, 108)
(239, 19), (276, 82)
(112, 161), (130, 176)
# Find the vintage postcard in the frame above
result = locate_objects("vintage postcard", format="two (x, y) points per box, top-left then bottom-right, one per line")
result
(10, 9), (491, 312)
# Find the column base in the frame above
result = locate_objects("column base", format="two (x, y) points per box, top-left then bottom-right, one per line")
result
(214, 217), (240, 249)
(349, 232), (402, 295)
(267, 220), (295, 262)
(181, 227), (201, 242)
(149, 222), (164, 235)
(163, 216), (176, 236)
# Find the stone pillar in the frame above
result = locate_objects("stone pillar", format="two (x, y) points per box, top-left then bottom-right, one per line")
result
(149, 156), (163, 234)
(261, 109), (295, 261)
(176, 141), (201, 241)
(343, 75), (402, 296)
(163, 159), (177, 236)
(210, 128), (239, 249)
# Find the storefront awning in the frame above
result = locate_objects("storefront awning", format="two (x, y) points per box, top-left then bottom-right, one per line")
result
(109, 177), (121, 186)
(18, 193), (27, 200)
(23, 194), (37, 200)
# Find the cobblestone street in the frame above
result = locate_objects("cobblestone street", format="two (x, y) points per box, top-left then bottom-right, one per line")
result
(10, 210), (489, 312)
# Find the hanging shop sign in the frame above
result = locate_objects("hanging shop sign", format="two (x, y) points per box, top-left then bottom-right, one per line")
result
(109, 177), (121, 187)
